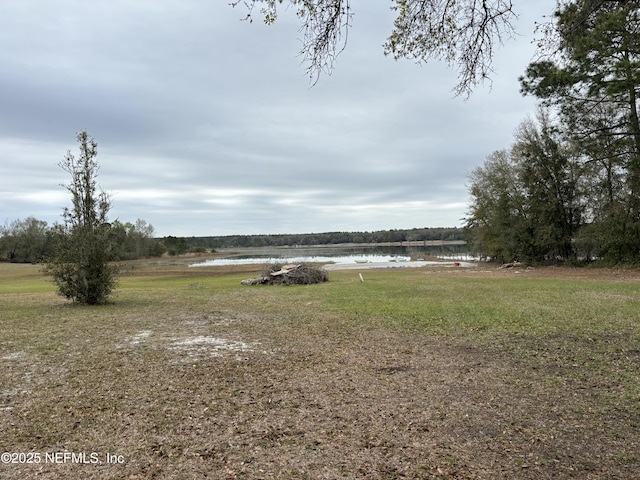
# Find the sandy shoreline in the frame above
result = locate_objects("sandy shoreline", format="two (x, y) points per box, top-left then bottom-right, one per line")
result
(322, 260), (476, 271)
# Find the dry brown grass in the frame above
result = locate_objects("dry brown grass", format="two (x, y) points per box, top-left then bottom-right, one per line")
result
(1, 259), (639, 479)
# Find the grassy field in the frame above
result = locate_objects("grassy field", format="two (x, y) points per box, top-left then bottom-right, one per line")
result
(1, 259), (639, 479)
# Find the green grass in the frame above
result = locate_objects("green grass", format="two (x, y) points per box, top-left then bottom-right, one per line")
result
(314, 269), (640, 337)
(1, 261), (639, 479)
(0, 263), (54, 294)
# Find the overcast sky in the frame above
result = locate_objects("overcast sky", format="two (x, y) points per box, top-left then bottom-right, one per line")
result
(1, 1), (552, 237)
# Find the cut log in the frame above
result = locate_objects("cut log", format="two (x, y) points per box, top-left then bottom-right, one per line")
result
(499, 262), (522, 269)
(270, 264), (301, 276)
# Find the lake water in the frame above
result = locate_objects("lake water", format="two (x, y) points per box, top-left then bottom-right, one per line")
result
(189, 244), (473, 268)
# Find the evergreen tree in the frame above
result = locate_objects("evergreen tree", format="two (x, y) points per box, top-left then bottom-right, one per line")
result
(511, 111), (583, 261)
(45, 132), (119, 304)
(520, 0), (640, 262)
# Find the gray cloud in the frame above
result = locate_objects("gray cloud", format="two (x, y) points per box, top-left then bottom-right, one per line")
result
(0, 1), (550, 236)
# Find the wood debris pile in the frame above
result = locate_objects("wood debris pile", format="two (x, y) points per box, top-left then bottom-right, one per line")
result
(241, 263), (329, 286)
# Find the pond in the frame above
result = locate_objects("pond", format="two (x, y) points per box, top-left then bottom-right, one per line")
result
(189, 243), (473, 268)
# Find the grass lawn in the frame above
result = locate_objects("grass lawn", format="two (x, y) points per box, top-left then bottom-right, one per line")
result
(1, 259), (639, 479)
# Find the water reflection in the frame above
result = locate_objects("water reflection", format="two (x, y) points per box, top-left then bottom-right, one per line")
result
(189, 244), (472, 267)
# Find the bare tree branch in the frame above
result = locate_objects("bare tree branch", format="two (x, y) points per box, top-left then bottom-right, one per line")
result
(231, 0), (517, 96)
(385, 0), (517, 97)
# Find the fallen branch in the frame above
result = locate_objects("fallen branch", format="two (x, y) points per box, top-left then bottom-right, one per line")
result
(499, 262), (522, 269)
(241, 263), (329, 286)
(240, 277), (269, 285)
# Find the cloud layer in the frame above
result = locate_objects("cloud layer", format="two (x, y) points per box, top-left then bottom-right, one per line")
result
(0, 1), (549, 236)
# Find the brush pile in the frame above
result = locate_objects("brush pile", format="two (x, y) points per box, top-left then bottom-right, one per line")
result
(241, 263), (329, 286)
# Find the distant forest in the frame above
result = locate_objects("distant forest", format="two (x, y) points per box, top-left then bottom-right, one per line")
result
(183, 227), (464, 250)
(1, 219), (463, 262)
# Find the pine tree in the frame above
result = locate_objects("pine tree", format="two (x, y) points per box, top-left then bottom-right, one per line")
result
(520, 0), (640, 262)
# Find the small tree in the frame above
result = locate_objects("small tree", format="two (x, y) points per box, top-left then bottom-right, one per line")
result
(45, 131), (118, 304)
(465, 149), (529, 263)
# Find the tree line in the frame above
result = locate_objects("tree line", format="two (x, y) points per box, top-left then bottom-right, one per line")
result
(465, 0), (640, 265)
(0, 216), (165, 264)
(184, 227), (464, 250)
(2, 219), (465, 262)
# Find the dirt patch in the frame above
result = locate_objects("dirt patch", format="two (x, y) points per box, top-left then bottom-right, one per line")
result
(0, 263), (638, 479)
(168, 336), (260, 360)
(3, 330), (637, 479)
(451, 263), (640, 281)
